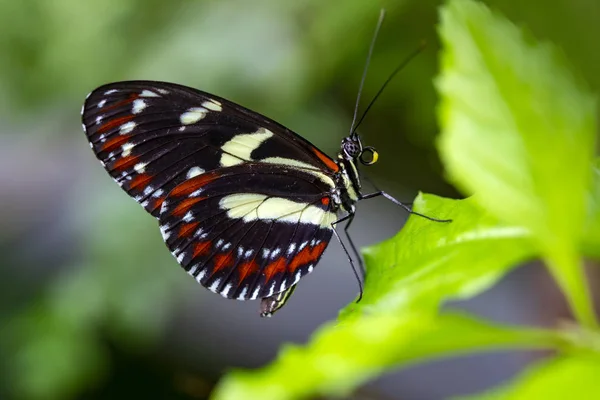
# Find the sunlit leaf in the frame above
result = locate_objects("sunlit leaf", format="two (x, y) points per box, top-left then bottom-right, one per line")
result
(342, 194), (533, 317)
(436, 0), (597, 326)
(214, 313), (561, 400)
(456, 355), (600, 400)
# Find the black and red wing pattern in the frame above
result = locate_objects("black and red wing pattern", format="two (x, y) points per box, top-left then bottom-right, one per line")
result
(81, 81), (339, 217)
(158, 163), (336, 300)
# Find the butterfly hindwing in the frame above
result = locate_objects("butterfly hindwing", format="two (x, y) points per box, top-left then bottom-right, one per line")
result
(81, 81), (339, 216)
(158, 163), (336, 300)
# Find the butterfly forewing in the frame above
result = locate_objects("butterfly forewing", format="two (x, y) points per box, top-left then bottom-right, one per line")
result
(82, 81), (339, 216)
(158, 163), (336, 299)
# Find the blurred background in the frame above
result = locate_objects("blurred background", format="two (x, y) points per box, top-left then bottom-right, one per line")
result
(0, 0), (598, 399)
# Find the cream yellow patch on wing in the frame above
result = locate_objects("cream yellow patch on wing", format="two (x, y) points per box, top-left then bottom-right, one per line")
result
(262, 157), (336, 188)
(220, 193), (335, 228)
(202, 100), (222, 112)
(180, 107), (208, 125)
(220, 194), (266, 219)
(219, 128), (274, 167)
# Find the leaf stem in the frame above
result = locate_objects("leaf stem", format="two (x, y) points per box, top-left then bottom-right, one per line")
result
(547, 253), (598, 329)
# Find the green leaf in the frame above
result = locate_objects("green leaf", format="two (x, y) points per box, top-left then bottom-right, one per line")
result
(456, 355), (600, 400)
(436, 0), (597, 326)
(583, 158), (600, 258)
(342, 193), (533, 318)
(213, 313), (562, 400)
(213, 194), (545, 400)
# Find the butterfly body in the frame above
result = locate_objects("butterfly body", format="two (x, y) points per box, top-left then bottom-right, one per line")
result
(82, 81), (376, 316)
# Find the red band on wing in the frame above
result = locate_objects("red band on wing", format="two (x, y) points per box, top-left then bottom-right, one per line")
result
(169, 171), (219, 197)
(192, 241), (212, 259)
(112, 154), (139, 171)
(101, 134), (131, 152)
(238, 260), (259, 283)
(171, 197), (205, 217)
(312, 148), (339, 172)
(101, 93), (139, 112)
(178, 222), (200, 238)
(128, 173), (152, 190)
(263, 257), (287, 284)
(212, 252), (234, 276)
(289, 241), (327, 272)
(98, 115), (134, 134)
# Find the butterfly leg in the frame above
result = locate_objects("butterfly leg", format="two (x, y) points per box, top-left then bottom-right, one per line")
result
(260, 284), (297, 317)
(332, 213), (364, 302)
(360, 191), (452, 223)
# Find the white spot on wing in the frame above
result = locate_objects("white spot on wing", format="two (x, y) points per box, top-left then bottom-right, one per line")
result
(95, 116), (103, 125)
(196, 269), (206, 283)
(294, 271), (302, 284)
(180, 107), (207, 125)
(143, 185), (154, 195)
(308, 265), (314, 273)
(202, 100), (222, 112)
(160, 225), (171, 242)
(121, 143), (134, 157)
(132, 99), (147, 114)
(221, 284), (232, 297)
(104, 89), (118, 95)
(222, 242), (231, 251)
(140, 90), (159, 97)
(97, 99), (107, 108)
(119, 121), (136, 134)
(251, 286), (261, 300)
(279, 279), (287, 292)
(187, 264), (198, 276)
(209, 279), (221, 293)
(176, 253), (185, 263)
(267, 281), (276, 297)
(244, 249), (253, 258)
(271, 248), (280, 259)
(186, 166), (205, 179)
(238, 287), (248, 300)
(133, 162), (146, 173)
(183, 211), (194, 222)
(287, 243), (296, 255)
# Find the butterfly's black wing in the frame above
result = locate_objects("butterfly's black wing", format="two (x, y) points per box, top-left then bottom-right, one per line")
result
(81, 81), (340, 217)
(158, 162), (335, 300)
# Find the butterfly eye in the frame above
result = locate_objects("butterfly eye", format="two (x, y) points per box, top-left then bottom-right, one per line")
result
(343, 139), (362, 158)
(359, 146), (378, 165)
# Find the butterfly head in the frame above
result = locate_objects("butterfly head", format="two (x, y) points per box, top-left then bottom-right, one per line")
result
(341, 135), (379, 166)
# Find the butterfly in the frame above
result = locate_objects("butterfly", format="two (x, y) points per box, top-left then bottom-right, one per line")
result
(81, 80), (391, 316)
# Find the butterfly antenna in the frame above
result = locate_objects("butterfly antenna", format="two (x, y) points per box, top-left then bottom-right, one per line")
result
(349, 9), (386, 138)
(351, 41), (427, 136)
